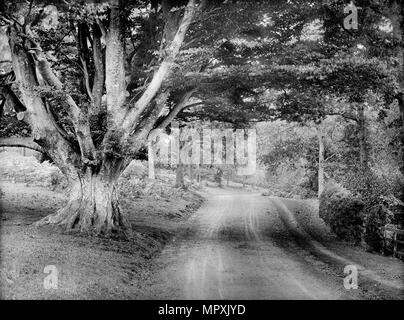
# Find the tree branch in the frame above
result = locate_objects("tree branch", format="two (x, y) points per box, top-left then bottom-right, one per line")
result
(0, 84), (27, 114)
(155, 88), (196, 131)
(327, 112), (358, 123)
(26, 28), (98, 164)
(91, 22), (104, 114)
(75, 22), (93, 101)
(23, 0), (35, 28)
(125, 91), (170, 155)
(8, 26), (81, 179)
(0, 97), (5, 118)
(120, 0), (197, 132)
(0, 137), (43, 153)
(105, 0), (127, 126)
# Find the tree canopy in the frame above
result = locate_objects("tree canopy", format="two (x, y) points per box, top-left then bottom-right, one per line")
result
(0, 0), (402, 235)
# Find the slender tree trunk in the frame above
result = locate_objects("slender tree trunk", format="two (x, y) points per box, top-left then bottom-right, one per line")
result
(175, 163), (185, 188)
(358, 104), (368, 170)
(399, 94), (404, 137)
(318, 125), (325, 198)
(196, 164), (200, 183)
(215, 168), (223, 187)
(148, 140), (155, 179)
(36, 162), (129, 235)
(189, 164), (193, 182)
(386, 2), (404, 173)
(175, 127), (185, 188)
(397, 94), (404, 174)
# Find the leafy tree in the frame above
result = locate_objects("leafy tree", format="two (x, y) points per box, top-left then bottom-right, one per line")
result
(0, 0), (204, 235)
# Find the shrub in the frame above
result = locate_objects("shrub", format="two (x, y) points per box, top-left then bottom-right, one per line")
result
(263, 160), (317, 199)
(341, 170), (403, 252)
(0, 151), (67, 189)
(319, 181), (364, 244)
(363, 204), (393, 252)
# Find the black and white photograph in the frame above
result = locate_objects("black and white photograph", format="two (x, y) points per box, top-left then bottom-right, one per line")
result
(0, 0), (403, 309)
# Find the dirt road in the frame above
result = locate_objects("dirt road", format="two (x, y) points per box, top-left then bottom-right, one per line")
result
(141, 187), (403, 300)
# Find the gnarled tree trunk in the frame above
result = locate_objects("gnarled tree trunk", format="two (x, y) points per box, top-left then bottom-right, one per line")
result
(36, 163), (129, 235)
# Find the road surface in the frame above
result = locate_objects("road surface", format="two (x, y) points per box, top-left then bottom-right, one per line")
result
(141, 187), (402, 300)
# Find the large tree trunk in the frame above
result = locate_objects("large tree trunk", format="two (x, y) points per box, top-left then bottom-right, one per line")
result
(36, 164), (129, 236)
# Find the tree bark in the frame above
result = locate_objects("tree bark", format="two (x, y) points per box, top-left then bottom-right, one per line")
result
(105, 1), (127, 126)
(91, 22), (105, 115)
(36, 165), (129, 235)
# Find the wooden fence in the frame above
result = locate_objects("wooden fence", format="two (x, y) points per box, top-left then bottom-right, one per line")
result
(382, 226), (404, 259)
(1, 146), (39, 157)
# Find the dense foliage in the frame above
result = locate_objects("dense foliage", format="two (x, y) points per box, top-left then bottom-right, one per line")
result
(319, 181), (364, 244)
